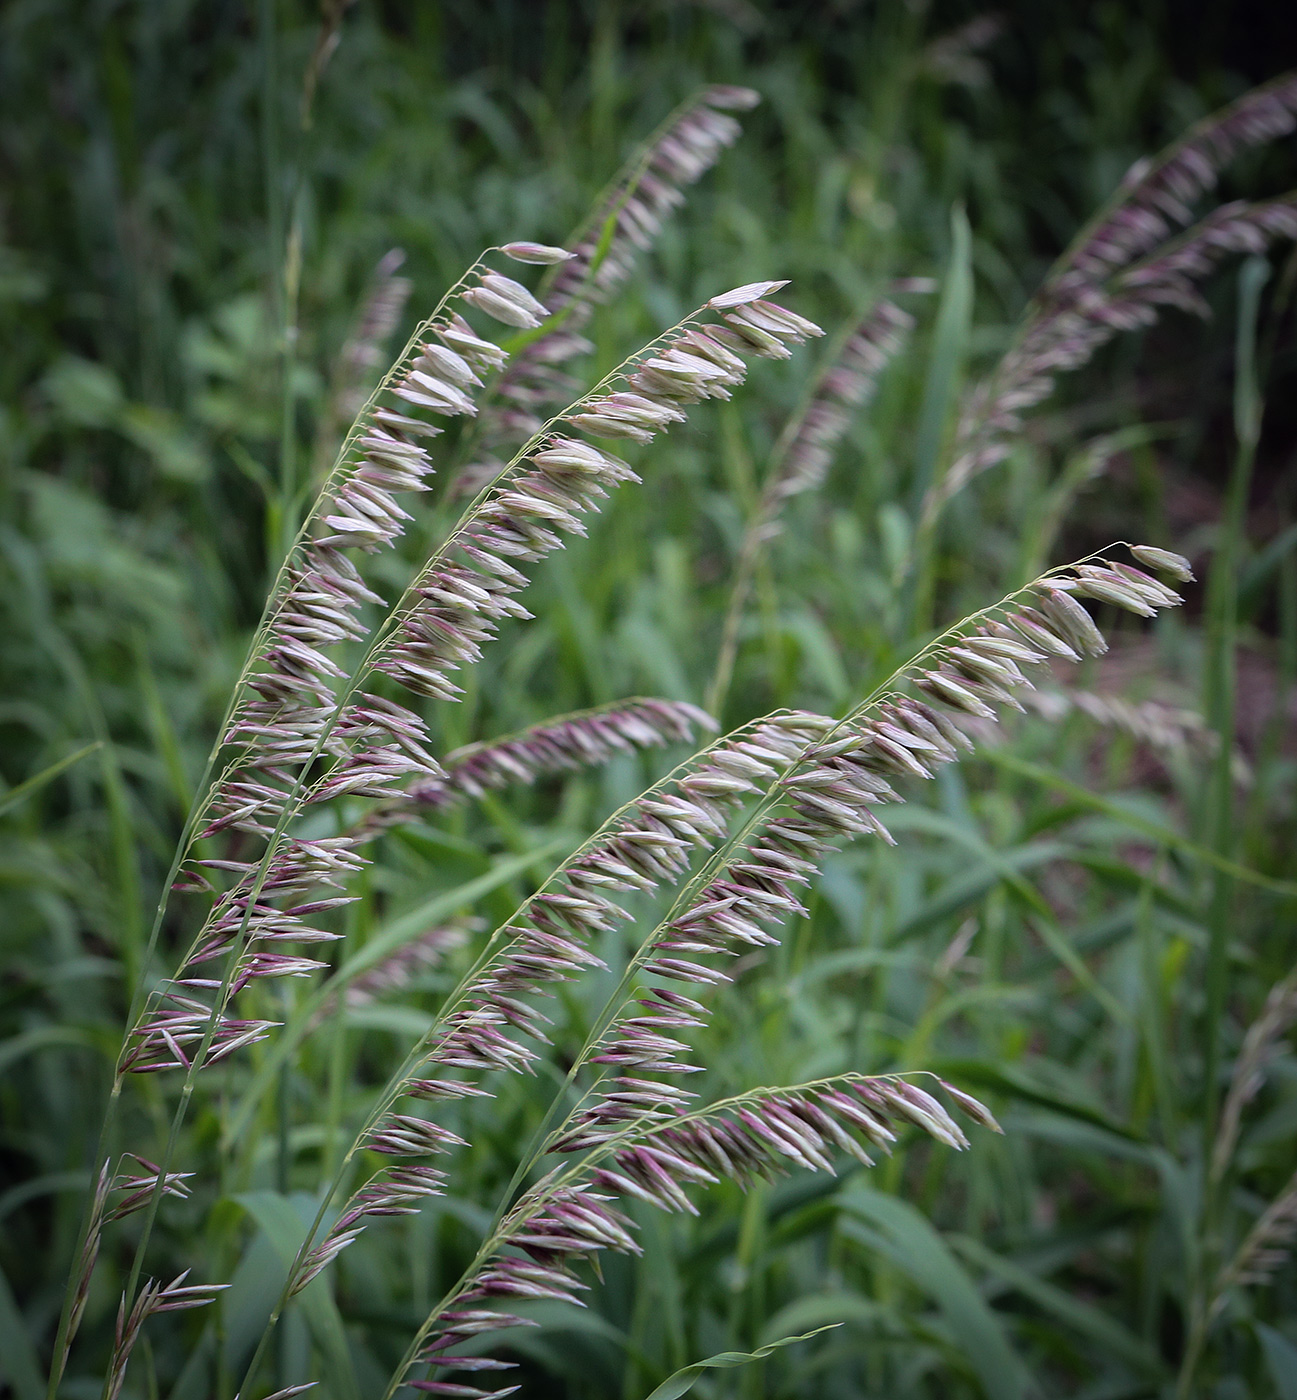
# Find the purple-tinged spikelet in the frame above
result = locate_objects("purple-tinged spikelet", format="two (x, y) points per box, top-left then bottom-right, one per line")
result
(365, 699), (716, 827)
(106, 1273), (227, 1400)
(1055, 72), (1297, 292)
(403, 1074), (992, 1391)
(931, 74), (1297, 520)
(766, 294), (916, 509)
(467, 86), (760, 470)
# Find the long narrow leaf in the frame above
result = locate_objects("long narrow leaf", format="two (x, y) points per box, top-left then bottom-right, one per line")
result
(838, 1187), (1033, 1400)
(0, 742), (100, 818)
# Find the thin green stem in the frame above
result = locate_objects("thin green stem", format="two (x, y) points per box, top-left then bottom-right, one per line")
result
(1181, 259), (1269, 1400)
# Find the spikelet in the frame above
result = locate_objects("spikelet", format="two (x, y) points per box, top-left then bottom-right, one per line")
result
(363, 698), (716, 831)
(53, 1160), (112, 1389)
(105, 1273), (227, 1400)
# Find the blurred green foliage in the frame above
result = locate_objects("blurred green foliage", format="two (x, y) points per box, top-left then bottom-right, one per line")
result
(2, 2), (1296, 1398)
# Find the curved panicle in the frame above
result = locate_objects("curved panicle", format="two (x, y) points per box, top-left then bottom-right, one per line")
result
(85, 266), (826, 1400)
(337, 547), (1188, 1400)
(457, 86), (761, 489)
(927, 73), (1297, 522)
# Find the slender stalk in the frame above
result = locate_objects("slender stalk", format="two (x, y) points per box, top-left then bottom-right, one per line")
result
(1200, 257), (1269, 1141)
(1182, 254), (1270, 1400)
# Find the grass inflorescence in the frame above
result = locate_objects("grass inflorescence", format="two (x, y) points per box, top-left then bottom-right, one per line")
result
(3, 7), (1297, 1400)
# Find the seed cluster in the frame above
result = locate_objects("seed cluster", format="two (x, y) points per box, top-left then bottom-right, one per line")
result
(99, 265), (828, 1389)
(385, 548), (1190, 1397)
(937, 72), (1297, 515)
(407, 1074), (996, 1396)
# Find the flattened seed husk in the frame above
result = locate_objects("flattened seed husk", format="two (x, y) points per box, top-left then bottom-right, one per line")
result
(1037, 585), (1109, 656)
(1131, 543), (1196, 581)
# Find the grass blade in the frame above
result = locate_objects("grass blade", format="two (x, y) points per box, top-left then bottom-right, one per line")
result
(234, 1190), (361, 1400)
(0, 742), (100, 819)
(0, 1260), (43, 1400)
(838, 1187), (1033, 1400)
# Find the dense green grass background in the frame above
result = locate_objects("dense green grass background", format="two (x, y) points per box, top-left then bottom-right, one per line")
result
(2, 2), (1296, 1397)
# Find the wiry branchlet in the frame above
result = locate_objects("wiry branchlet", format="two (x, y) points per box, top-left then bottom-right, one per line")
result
(106, 1273), (227, 1400)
